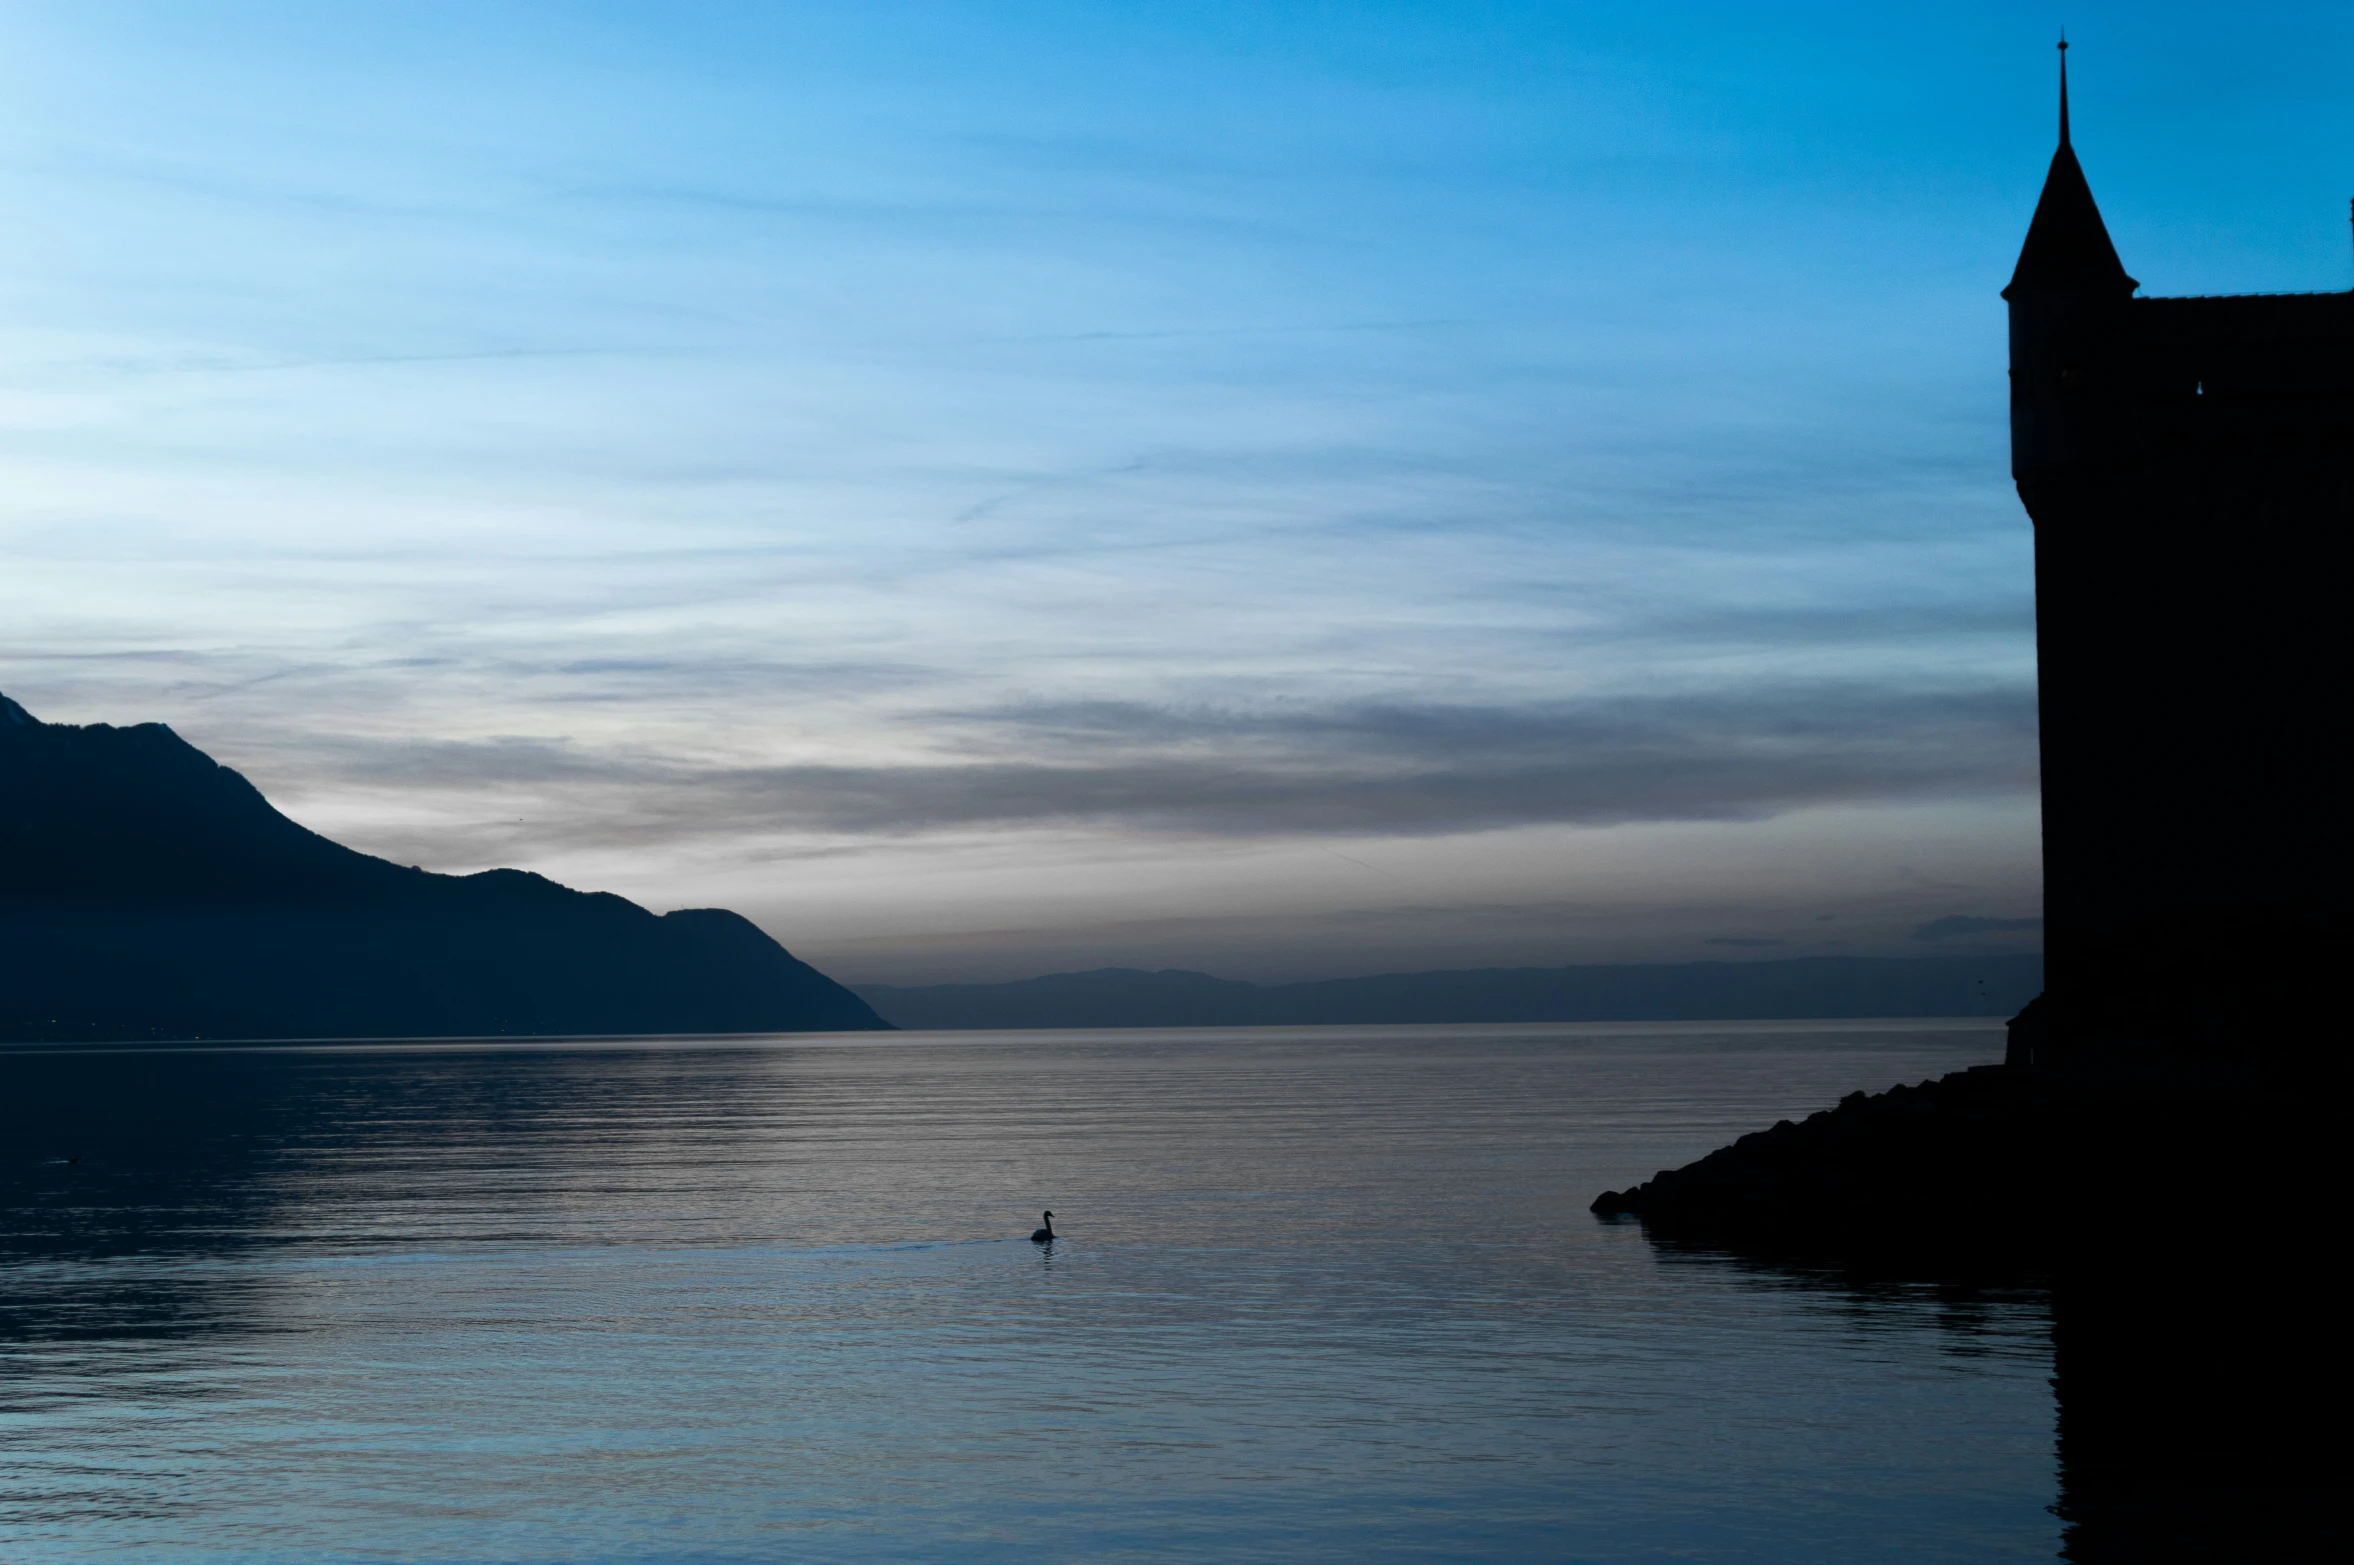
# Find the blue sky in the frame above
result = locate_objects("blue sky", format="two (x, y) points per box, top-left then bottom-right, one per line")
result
(1, 3), (2344, 981)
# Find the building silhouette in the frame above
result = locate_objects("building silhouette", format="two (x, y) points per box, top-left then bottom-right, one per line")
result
(2004, 43), (2353, 1074)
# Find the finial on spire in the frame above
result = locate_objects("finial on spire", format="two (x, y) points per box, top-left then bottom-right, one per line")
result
(2057, 32), (2071, 147)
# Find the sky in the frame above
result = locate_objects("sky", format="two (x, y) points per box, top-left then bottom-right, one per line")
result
(0, 3), (2345, 984)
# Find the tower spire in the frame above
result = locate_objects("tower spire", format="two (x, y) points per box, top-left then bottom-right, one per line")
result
(2002, 36), (2136, 300)
(2058, 34), (2071, 147)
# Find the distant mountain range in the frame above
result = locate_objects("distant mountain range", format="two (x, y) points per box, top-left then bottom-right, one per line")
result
(0, 693), (887, 1042)
(854, 954), (2044, 1030)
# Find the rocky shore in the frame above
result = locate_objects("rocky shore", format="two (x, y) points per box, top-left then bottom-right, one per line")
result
(1589, 1061), (2057, 1274)
(1591, 1031), (2339, 1560)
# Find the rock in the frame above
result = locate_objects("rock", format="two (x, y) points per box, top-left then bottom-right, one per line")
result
(1587, 1061), (2058, 1273)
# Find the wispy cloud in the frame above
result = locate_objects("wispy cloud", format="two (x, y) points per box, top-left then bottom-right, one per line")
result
(1, 1), (2168, 978)
(248, 681), (2034, 855)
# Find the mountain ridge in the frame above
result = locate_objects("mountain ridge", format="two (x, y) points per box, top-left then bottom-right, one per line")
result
(854, 953), (2045, 1030)
(0, 692), (888, 1041)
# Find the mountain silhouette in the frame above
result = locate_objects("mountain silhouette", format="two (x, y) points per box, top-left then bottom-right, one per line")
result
(0, 693), (887, 1040)
(855, 954), (2043, 1029)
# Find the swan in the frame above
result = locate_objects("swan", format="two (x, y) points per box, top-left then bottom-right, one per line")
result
(1030, 1211), (1056, 1243)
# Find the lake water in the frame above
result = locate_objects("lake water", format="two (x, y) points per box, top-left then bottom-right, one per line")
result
(0, 1022), (2056, 1561)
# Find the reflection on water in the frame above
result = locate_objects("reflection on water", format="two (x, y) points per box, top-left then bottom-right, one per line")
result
(1, 1023), (2053, 1561)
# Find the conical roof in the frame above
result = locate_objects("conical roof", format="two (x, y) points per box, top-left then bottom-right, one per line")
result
(2002, 45), (2137, 300)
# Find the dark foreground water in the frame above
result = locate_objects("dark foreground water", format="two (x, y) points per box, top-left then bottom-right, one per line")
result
(0, 1022), (2054, 1561)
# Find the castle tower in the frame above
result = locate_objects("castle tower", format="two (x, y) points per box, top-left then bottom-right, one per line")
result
(2006, 43), (2354, 1073)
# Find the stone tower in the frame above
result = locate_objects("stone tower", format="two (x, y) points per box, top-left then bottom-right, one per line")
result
(2005, 43), (2353, 1073)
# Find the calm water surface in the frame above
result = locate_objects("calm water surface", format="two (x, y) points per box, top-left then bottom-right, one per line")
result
(0, 1022), (2054, 1561)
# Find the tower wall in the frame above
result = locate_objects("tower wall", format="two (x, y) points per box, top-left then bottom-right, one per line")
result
(2011, 287), (2354, 1071)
